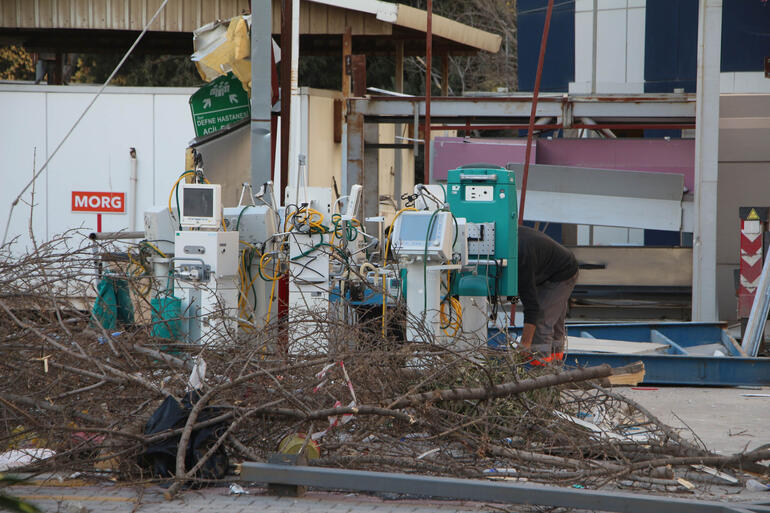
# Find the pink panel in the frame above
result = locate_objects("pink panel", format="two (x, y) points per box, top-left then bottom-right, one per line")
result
(432, 137), (535, 181)
(536, 139), (695, 191)
(431, 137), (694, 191)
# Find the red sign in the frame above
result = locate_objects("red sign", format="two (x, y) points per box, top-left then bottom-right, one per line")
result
(71, 191), (126, 214)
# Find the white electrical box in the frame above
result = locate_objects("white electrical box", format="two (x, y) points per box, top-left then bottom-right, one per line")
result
(143, 205), (177, 255)
(464, 185), (494, 202)
(391, 211), (455, 261)
(174, 231), (240, 278)
(285, 186), (333, 217)
(223, 206), (278, 245)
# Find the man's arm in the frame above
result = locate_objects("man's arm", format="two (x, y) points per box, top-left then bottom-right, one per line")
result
(521, 322), (536, 349)
(518, 259), (540, 349)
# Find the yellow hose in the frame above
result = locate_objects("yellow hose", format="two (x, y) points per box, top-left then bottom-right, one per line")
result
(381, 207), (417, 337)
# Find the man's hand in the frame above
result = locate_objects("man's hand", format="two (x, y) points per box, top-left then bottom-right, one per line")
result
(521, 323), (536, 349)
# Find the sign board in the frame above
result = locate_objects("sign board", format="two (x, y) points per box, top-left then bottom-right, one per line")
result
(71, 191), (126, 214)
(190, 72), (251, 137)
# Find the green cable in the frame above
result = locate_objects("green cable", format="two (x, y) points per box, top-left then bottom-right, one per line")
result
(236, 204), (252, 231)
(423, 209), (441, 314)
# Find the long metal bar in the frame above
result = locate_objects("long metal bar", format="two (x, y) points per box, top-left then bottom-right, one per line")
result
(518, 0), (555, 226)
(742, 253), (770, 356)
(691, 0), (722, 322)
(430, 123), (694, 131)
(88, 231), (144, 240)
(240, 464), (752, 513)
(424, 0), (432, 183)
(250, 0), (273, 190)
(351, 96), (695, 122)
(279, 0), (292, 203)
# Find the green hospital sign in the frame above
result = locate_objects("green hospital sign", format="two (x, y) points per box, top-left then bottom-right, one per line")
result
(189, 72), (250, 138)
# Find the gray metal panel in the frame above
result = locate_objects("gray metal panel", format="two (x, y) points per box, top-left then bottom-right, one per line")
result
(571, 247), (693, 287)
(352, 95), (695, 122)
(240, 463), (750, 513)
(507, 164), (684, 201)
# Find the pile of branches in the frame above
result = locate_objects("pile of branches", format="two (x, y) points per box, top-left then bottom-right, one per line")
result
(0, 235), (768, 498)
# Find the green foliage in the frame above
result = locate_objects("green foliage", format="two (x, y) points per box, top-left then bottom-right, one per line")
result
(0, 46), (35, 81)
(0, 474), (40, 513)
(70, 53), (202, 87)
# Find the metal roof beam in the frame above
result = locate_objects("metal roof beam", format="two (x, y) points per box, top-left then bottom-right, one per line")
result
(351, 95), (696, 124)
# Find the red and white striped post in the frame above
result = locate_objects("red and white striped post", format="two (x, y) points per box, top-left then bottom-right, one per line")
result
(738, 207), (769, 322)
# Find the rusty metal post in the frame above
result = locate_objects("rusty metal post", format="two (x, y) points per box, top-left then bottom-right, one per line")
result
(346, 109), (365, 211)
(517, 0), (555, 224)
(424, 0), (432, 184)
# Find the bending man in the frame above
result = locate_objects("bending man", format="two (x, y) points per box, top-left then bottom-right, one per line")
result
(517, 226), (578, 362)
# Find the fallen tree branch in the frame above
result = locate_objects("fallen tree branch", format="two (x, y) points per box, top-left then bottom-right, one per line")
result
(389, 365), (613, 408)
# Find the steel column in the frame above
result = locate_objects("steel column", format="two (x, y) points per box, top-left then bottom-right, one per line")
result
(692, 0), (722, 322)
(250, 0), (273, 189)
(240, 464), (756, 513)
(363, 123), (380, 234)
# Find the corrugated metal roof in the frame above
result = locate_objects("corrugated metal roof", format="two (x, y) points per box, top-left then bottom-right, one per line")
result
(0, 0), (501, 54)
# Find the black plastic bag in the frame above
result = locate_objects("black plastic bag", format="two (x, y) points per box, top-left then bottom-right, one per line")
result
(138, 391), (228, 483)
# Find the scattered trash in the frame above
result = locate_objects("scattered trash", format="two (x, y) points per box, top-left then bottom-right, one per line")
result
(0, 448), (56, 471)
(676, 477), (696, 490)
(416, 448), (440, 460)
(187, 357), (207, 391)
(741, 393), (770, 398)
(746, 479), (770, 492)
(691, 464), (739, 483)
(61, 503), (90, 513)
(229, 483), (249, 495)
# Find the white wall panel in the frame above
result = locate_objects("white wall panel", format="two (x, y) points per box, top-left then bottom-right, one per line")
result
(0, 92), (48, 251)
(570, 0), (646, 94)
(0, 85), (195, 254)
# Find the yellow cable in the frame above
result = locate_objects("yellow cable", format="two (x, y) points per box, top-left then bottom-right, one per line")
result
(142, 241), (167, 258)
(167, 171), (195, 218)
(440, 297), (463, 338)
(381, 207), (416, 337)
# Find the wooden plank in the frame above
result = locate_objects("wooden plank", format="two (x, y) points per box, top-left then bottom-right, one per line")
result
(307, 2), (327, 34)
(567, 336), (668, 355)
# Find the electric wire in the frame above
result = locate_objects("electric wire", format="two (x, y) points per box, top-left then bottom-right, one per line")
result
(1, 0), (170, 245)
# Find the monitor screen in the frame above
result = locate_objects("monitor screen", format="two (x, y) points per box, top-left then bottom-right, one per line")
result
(397, 213), (442, 245)
(184, 187), (214, 218)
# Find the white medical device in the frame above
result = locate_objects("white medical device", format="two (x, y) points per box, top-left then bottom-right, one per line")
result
(391, 210), (454, 261)
(180, 183), (222, 229)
